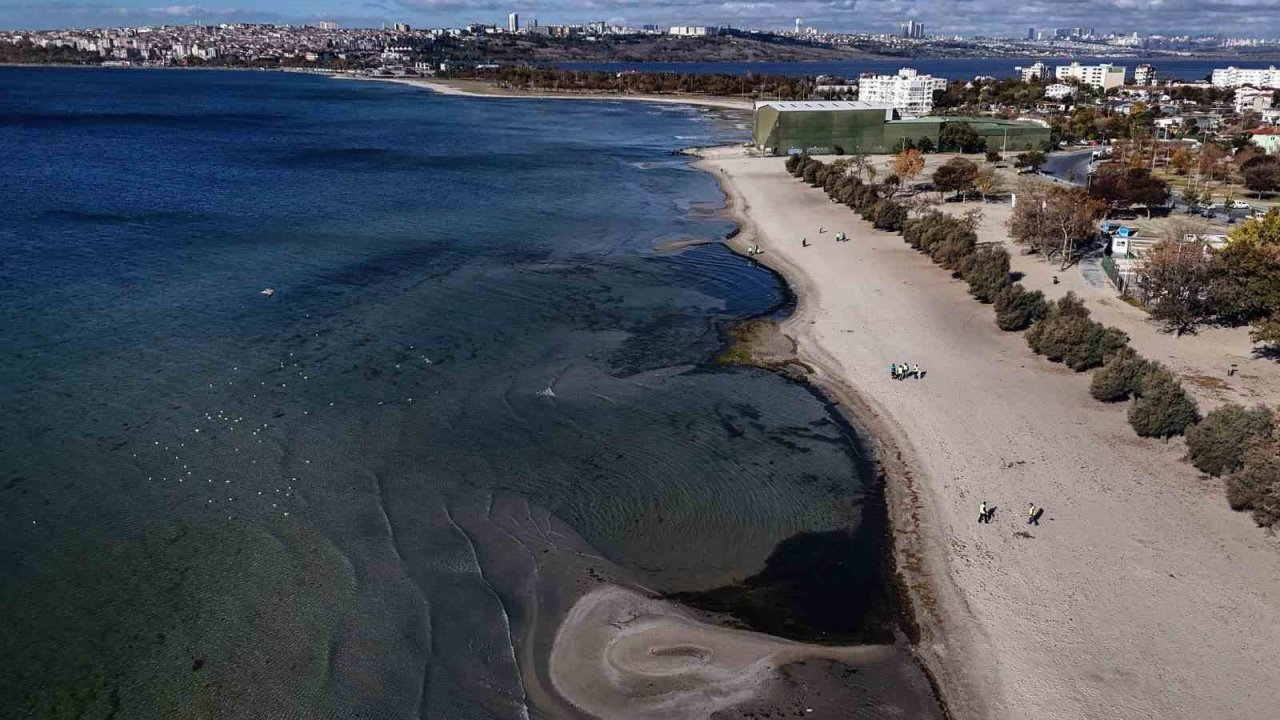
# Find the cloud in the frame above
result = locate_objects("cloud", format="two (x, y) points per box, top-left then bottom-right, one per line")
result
(1, 0), (1278, 35)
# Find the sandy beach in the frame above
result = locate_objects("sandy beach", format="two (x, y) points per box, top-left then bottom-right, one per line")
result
(339, 75), (753, 111)
(696, 145), (1280, 720)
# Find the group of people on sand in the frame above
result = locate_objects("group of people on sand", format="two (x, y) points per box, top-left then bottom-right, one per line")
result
(803, 229), (848, 247)
(978, 501), (1044, 526)
(890, 362), (923, 380)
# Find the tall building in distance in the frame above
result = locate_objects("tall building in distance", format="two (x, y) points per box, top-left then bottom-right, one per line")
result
(1027, 27), (1036, 41)
(900, 20), (924, 39)
(508, 12), (519, 33)
(1133, 64), (1155, 86)
(393, 22), (411, 32)
(795, 18), (801, 33)
(857, 67), (946, 116)
(317, 20), (339, 31)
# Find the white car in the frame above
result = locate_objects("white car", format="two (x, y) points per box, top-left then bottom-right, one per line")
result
(1229, 200), (1252, 210)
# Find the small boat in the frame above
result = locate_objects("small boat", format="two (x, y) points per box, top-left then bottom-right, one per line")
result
(260, 288), (275, 297)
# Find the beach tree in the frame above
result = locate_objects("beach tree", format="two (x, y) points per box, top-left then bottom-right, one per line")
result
(961, 246), (1012, 303)
(1089, 348), (1157, 402)
(1140, 237), (1216, 335)
(933, 157), (979, 201)
(1225, 438), (1280, 528)
(1186, 404), (1275, 477)
(1212, 209), (1280, 331)
(892, 148), (925, 186)
(994, 283), (1048, 331)
(1128, 369), (1199, 439)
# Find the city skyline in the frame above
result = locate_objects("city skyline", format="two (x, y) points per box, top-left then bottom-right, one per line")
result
(2, 1), (1280, 38)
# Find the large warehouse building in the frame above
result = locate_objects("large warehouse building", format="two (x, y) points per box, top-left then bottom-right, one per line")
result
(752, 101), (1051, 156)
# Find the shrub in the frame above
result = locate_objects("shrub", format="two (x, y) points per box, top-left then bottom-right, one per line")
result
(961, 246), (1012, 303)
(930, 229), (978, 270)
(1026, 293), (1090, 357)
(1062, 323), (1129, 372)
(1185, 403), (1275, 477)
(1089, 348), (1156, 402)
(985, 148), (1001, 163)
(1225, 438), (1280, 529)
(785, 154), (804, 175)
(1128, 369), (1199, 438)
(802, 161), (823, 186)
(872, 200), (908, 232)
(994, 284), (1048, 331)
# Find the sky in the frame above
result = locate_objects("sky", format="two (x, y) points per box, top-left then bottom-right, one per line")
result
(0, 0), (1276, 37)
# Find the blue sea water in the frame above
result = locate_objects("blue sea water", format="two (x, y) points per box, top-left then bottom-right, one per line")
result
(0, 68), (939, 718)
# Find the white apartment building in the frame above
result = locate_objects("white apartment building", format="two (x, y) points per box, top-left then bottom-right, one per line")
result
(1211, 66), (1280, 89)
(857, 68), (946, 116)
(668, 26), (717, 36)
(1045, 83), (1074, 100)
(1133, 64), (1155, 85)
(508, 13), (519, 33)
(1016, 61), (1049, 82)
(1055, 62), (1126, 90)
(1236, 87), (1275, 113)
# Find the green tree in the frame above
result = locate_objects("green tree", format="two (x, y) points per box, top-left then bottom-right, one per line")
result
(961, 246), (1012, 303)
(1185, 404), (1275, 477)
(1225, 438), (1280, 529)
(1013, 149), (1046, 172)
(994, 283), (1048, 330)
(940, 121), (986, 153)
(933, 157), (979, 201)
(1089, 348), (1157, 402)
(1128, 370), (1199, 439)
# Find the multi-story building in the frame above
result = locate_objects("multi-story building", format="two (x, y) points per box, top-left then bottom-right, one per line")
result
(1045, 83), (1074, 100)
(857, 68), (946, 116)
(1236, 87), (1275, 114)
(1016, 61), (1049, 82)
(1055, 62), (1126, 90)
(1133, 64), (1155, 85)
(317, 20), (339, 31)
(1026, 27), (1036, 41)
(508, 13), (519, 33)
(668, 26), (717, 36)
(900, 20), (924, 39)
(1211, 66), (1280, 89)
(393, 22), (411, 32)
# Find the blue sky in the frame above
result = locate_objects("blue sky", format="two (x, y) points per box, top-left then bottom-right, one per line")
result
(0, 1), (1276, 37)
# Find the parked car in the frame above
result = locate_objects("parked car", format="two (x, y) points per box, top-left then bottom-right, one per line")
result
(1229, 200), (1252, 210)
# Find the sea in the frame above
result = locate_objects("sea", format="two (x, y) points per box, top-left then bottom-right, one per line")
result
(557, 57), (1278, 81)
(0, 68), (940, 718)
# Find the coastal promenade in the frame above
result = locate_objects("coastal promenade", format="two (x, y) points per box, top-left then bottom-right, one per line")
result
(697, 146), (1280, 720)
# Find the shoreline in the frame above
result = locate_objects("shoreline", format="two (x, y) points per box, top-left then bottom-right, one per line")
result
(693, 151), (970, 717)
(335, 75), (754, 111)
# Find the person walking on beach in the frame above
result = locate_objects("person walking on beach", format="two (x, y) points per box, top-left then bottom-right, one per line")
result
(979, 501), (990, 524)
(890, 363), (899, 380)
(802, 238), (808, 247)
(911, 362), (921, 379)
(1027, 503), (1040, 525)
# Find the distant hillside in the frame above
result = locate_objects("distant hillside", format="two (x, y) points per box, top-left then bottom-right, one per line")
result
(471, 33), (888, 63)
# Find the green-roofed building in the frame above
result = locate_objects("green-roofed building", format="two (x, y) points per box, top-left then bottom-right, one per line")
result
(753, 101), (1051, 155)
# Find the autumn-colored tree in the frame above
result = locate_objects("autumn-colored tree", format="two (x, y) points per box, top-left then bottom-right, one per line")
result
(1198, 143), (1226, 180)
(1169, 147), (1194, 175)
(1008, 181), (1104, 269)
(891, 148), (925, 185)
(933, 157), (979, 200)
(1141, 237), (1216, 335)
(974, 165), (1002, 200)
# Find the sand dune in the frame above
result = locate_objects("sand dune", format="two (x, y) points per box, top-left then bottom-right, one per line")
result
(695, 145), (1280, 720)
